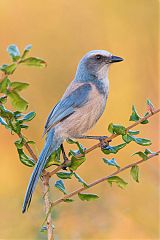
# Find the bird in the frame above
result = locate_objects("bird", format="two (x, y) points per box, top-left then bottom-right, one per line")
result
(22, 50), (123, 213)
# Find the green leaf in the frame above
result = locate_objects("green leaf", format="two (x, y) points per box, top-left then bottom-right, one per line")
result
(7, 44), (20, 61)
(69, 156), (86, 171)
(26, 140), (36, 145)
(144, 149), (154, 155)
(73, 172), (89, 188)
(21, 44), (32, 60)
(122, 134), (133, 143)
(128, 130), (140, 135)
(22, 112), (36, 122)
(8, 91), (28, 112)
(45, 147), (61, 168)
(4, 63), (17, 74)
(130, 165), (139, 183)
(11, 82), (29, 92)
(67, 139), (85, 155)
(15, 138), (24, 149)
(141, 118), (149, 124)
(0, 77), (10, 93)
(0, 117), (7, 126)
(78, 193), (99, 201)
(55, 180), (67, 194)
(132, 151), (148, 160)
(107, 176), (128, 189)
(0, 96), (7, 104)
(129, 105), (140, 122)
(102, 143), (126, 155)
(56, 172), (73, 179)
(108, 123), (126, 135)
(19, 57), (47, 67)
(0, 105), (13, 119)
(102, 158), (120, 169)
(63, 198), (74, 203)
(131, 136), (151, 146)
(0, 64), (9, 72)
(17, 148), (35, 167)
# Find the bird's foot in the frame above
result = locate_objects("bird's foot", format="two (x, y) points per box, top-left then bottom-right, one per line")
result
(98, 136), (111, 150)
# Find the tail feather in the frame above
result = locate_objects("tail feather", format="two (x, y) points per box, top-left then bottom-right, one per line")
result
(22, 129), (62, 213)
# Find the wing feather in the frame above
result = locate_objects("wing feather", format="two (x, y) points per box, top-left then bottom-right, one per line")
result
(43, 83), (92, 134)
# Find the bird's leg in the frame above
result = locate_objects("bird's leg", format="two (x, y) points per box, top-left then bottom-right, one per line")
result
(75, 135), (111, 149)
(61, 144), (69, 170)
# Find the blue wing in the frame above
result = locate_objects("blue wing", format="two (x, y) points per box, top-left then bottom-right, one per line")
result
(44, 83), (92, 134)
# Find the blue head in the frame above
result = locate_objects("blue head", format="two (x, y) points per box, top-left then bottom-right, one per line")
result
(75, 50), (123, 82)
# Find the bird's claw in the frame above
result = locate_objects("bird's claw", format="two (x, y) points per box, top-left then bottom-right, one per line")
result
(98, 136), (111, 150)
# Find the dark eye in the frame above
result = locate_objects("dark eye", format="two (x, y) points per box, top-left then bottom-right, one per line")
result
(95, 54), (102, 60)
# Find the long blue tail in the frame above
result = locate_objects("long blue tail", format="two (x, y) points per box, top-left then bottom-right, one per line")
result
(22, 129), (62, 213)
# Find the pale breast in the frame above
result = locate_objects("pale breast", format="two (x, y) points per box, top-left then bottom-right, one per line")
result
(56, 83), (108, 139)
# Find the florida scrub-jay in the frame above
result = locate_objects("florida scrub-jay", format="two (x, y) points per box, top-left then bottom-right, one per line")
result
(22, 50), (123, 213)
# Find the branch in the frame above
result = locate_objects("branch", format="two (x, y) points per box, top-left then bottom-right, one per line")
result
(51, 150), (160, 207)
(49, 107), (160, 177)
(19, 134), (54, 239)
(42, 175), (54, 240)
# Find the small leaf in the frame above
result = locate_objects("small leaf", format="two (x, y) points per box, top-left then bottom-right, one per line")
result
(45, 147), (61, 168)
(147, 99), (154, 113)
(108, 123), (126, 135)
(19, 57), (47, 67)
(129, 105), (140, 122)
(69, 156), (86, 171)
(130, 165), (139, 182)
(107, 176), (128, 189)
(73, 172), (89, 188)
(78, 193), (99, 201)
(122, 134), (133, 143)
(128, 130), (140, 135)
(67, 139), (85, 155)
(66, 138), (76, 144)
(26, 140), (36, 145)
(4, 63), (17, 74)
(8, 91), (28, 112)
(144, 149), (154, 155)
(7, 44), (20, 61)
(131, 136), (151, 146)
(102, 143), (126, 155)
(0, 77), (10, 93)
(21, 44), (32, 60)
(0, 117), (7, 126)
(11, 82), (29, 92)
(40, 226), (47, 232)
(15, 138), (24, 149)
(55, 180), (67, 194)
(132, 151), (148, 160)
(0, 96), (7, 104)
(0, 64), (9, 72)
(22, 112), (36, 122)
(56, 172), (73, 179)
(17, 148), (35, 167)
(0, 105), (13, 119)
(103, 158), (120, 169)
(63, 198), (74, 203)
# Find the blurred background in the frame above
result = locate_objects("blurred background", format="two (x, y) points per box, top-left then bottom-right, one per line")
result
(0, 0), (159, 239)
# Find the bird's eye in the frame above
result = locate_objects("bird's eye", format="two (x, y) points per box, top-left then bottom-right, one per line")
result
(95, 54), (102, 60)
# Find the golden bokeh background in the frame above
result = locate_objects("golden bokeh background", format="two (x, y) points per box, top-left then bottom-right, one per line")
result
(0, 0), (159, 239)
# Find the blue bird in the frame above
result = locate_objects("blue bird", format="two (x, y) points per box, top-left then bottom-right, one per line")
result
(22, 50), (123, 213)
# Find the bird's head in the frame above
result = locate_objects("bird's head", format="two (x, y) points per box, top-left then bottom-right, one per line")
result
(75, 50), (123, 81)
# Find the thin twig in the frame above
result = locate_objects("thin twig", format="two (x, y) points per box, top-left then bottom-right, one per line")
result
(51, 150), (160, 207)
(42, 175), (54, 240)
(49, 107), (160, 177)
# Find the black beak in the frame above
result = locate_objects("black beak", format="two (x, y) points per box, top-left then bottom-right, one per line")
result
(110, 55), (123, 63)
